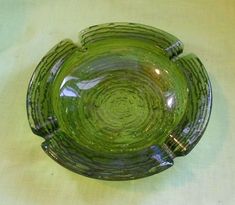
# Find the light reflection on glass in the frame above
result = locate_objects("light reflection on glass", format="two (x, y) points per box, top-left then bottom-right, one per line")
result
(60, 86), (79, 97)
(164, 92), (176, 109)
(155, 68), (160, 75)
(60, 76), (78, 89)
(77, 76), (105, 90)
(167, 96), (174, 108)
(60, 76), (105, 97)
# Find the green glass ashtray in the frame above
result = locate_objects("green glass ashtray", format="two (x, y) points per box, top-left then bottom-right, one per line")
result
(27, 23), (212, 180)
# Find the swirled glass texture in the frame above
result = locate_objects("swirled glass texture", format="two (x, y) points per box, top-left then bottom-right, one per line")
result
(27, 23), (212, 180)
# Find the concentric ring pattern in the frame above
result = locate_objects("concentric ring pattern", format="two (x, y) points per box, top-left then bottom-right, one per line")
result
(27, 23), (212, 180)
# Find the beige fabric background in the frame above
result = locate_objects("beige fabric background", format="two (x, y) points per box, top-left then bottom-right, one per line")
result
(0, 0), (235, 204)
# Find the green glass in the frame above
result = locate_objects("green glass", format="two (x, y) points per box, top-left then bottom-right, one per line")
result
(27, 23), (212, 180)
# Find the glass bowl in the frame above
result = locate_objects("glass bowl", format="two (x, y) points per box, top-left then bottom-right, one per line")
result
(26, 23), (212, 180)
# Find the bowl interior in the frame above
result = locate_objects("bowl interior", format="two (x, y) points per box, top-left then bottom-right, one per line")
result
(52, 37), (188, 155)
